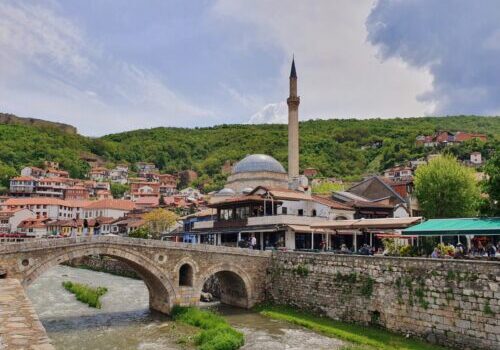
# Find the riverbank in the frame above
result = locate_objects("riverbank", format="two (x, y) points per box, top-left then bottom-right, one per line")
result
(255, 304), (448, 350)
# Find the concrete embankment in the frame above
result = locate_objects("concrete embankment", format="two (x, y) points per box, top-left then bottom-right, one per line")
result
(0, 279), (54, 350)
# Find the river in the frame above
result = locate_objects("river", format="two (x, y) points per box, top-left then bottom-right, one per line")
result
(27, 265), (345, 350)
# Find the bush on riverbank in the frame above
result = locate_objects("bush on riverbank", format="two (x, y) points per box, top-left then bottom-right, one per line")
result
(255, 304), (446, 350)
(62, 281), (108, 308)
(172, 306), (244, 350)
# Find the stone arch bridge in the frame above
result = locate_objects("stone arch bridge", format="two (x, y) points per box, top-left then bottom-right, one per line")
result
(0, 237), (271, 314)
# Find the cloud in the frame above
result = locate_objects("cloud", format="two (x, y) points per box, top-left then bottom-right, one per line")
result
(367, 0), (500, 116)
(0, 1), (214, 136)
(213, 0), (434, 124)
(248, 102), (287, 124)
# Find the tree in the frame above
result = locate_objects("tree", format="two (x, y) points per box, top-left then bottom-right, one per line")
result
(110, 183), (129, 199)
(481, 152), (500, 216)
(414, 155), (480, 218)
(0, 162), (17, 189)
(128, 226), (150, 239)
(143, 208), (179, 239)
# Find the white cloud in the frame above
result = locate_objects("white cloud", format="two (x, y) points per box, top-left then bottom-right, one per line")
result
(248, 102), (287, 124)
(0, 1), (213, 136)
(213, 0), (434, 123)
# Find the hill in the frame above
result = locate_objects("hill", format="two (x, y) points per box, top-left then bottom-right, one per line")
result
(0, 113), (77, 134)
(0, 115), (498, 192)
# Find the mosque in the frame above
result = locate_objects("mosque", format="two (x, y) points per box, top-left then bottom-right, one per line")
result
(188, 59), (356, 251)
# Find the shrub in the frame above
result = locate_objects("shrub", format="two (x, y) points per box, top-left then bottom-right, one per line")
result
(62, 281), (108, 308)
(172, 306), (244, 350)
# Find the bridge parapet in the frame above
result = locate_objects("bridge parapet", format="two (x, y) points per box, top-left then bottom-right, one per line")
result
(0, 236), (272, 257)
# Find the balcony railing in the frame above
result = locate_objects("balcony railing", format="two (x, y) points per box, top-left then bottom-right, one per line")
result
(193, 214), (330, 231)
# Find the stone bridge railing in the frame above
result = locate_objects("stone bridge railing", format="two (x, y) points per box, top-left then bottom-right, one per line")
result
(0, 236), (272, 257)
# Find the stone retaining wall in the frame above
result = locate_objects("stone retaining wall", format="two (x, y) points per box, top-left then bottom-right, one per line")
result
(65, 256), (139, 279)
(0, 279), (54, 350)
(267, 252), (499, 350)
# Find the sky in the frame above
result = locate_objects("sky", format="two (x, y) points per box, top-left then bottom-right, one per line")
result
(0, 0), (498, 136)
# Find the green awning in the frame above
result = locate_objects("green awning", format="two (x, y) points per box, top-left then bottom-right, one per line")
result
(402, 218), (500, 236)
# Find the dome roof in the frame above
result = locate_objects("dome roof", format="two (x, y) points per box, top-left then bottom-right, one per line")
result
(232, 154), (286, 175)
(241, 187), (254, 194)
(215, 188), (236, 196)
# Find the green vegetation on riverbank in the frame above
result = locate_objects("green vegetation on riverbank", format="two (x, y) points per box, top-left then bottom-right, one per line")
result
(62, 281), (108, 309)
(172, 306), (244, 350)
(255, 304), (446, 350)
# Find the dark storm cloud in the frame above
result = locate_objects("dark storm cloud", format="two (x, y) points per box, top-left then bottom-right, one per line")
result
(367, 0), (500, 115)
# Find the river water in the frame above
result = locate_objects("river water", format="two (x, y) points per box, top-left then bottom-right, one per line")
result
(27, 265), (345, 350)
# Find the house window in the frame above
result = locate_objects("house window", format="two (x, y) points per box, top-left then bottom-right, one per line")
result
(282, 207), (287, 215)
(220, 209), (233, 220)
(312, 209), (317, 217)
(298, 209), (304, 216)
(235, 206), (250, 219)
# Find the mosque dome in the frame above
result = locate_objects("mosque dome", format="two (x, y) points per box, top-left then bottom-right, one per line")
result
(232, 154), (286, 175)
(241, 187), (254, 194)
(214, 188), (236, 197)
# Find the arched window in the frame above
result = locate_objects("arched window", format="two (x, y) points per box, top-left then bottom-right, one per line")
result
(179, 263), (193, 287)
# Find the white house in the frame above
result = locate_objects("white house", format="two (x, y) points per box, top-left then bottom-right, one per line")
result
(470, 152), (482, 165)
(0, 209), (36, 233)
(83, 199), (135, 219)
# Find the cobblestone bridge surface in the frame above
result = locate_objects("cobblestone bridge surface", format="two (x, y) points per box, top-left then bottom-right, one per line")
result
(0, 279), (54, 350)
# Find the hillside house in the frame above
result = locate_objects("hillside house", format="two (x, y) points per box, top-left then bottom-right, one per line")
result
(20, 166), (45, 178)
(0, 209), (36, 233)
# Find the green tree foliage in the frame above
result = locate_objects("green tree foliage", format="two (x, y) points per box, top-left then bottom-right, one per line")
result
(0, 162), (17, 189)
(143, 208), (179, 239)
(311, 181), (344, 194)
(414, 155), (480, 218)
(0, 116), (498, 193)
(110, 182), (129, 199)
(128, 226), (150, 239)
(481, 152), (500, 215)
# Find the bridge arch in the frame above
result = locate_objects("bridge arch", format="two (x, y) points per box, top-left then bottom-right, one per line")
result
(196, 263), (253, 308)
(20, 245), (177, 314)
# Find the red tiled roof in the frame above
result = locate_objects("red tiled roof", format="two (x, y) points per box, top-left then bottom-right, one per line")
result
(135, 197), (159, 205)
(18, 218), (50, 229)
(311, 195), (355, 211)
(11, 176), (36, 181)
(3, 198), (65, 206)
(2, 198), (90, 207)
(38, 177), (70, 183)
(85, 199), (135, 211)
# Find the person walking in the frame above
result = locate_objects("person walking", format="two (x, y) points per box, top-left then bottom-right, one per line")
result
(94, 220), (100, 236)
(250, 234), (257, 250)
(83, 219), (89, 236)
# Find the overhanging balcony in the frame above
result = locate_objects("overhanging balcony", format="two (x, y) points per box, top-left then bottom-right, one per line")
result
(192, 215), (330, 231)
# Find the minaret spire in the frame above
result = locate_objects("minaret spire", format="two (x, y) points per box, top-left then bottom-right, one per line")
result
(290, 56), (297, 79)
(287, 56), (300, 180)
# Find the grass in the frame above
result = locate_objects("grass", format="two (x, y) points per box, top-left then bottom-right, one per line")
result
(171, 306), (244, 350)
(254, 304), (447, 350)
(62, 281), (108, 309)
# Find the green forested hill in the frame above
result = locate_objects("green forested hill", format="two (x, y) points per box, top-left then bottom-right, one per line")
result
(0, 116), (499, 191)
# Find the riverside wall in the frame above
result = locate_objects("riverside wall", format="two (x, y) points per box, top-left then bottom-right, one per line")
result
(65, 256), (139, 279)
(267, 252), (500, 350)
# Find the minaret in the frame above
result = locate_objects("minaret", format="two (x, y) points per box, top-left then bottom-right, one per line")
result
(287, 57), (300, 179)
